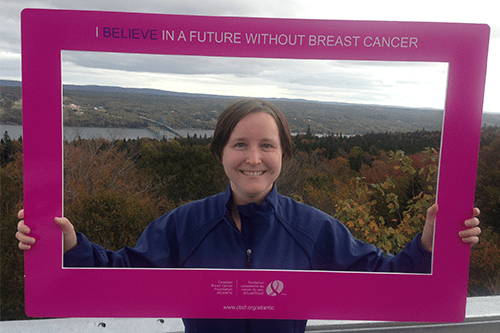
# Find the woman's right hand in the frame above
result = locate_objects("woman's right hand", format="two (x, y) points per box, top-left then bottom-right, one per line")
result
(16, 209), (78, 253)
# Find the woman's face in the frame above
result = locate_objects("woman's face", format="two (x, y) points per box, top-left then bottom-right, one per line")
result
(221, 112), (283, 206)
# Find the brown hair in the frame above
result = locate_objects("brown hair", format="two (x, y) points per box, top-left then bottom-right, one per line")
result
(210, 98), (293, 162)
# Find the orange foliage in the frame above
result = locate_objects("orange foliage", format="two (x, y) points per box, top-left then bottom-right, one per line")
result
(300, 148), (438, 254)
(469, 228), (500, 295)
(63, 139), (173, 250)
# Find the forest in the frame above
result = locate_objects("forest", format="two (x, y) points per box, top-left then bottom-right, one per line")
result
(2, 81), (500, 134)
(1, 127), (500, 320)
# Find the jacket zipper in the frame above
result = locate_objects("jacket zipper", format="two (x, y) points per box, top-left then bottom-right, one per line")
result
(246, 248), (252, 267)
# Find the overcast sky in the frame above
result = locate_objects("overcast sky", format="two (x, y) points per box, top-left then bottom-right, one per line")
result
(1, 0), (498, 112)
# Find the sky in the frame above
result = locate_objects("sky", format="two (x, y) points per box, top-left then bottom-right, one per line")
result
(1, 0), (498, 112)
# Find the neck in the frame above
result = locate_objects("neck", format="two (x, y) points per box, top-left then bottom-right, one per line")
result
(229, 183), (274, 207)
(231, 202), (242, 231)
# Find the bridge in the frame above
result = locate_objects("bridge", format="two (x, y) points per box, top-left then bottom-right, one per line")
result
(139, 116), (183, 140)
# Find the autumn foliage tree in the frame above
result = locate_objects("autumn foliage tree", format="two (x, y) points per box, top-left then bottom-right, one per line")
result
(470, 127), (500, 295)
(1, 128), (500, 321)
(469, 227), (500, 295)
(63, 138), (228, 250)
(63, 138), (172, 251)
(136, 139), (227, 204)
(475, 134), (500, 235)
(296, 148), (438, 254)
(1, 137), (24, 320)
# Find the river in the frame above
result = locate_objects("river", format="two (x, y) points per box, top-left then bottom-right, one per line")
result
(1, 124), (214, 141)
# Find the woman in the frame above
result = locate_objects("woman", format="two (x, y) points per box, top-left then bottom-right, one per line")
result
(17, 98), (481, 332)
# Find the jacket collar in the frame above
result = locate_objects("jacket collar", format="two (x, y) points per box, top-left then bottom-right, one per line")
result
(223, 183), (279, 212)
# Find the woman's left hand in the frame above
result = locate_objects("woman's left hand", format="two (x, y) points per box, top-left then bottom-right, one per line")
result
(420, 204), (481, 252)
(458, 207), (481, 245)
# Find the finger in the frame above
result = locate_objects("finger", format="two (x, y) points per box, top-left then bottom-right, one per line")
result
(18, 242), (32, 251)
(472, 207), (480, 217)
(17, 220), (31, 234)
(16, 231), (36, 247)
(54, 217), (75, 234)
(54, 217), (78, 252)
(459, 226), (481, 238)
(427, 203), (439, 218)
(461, 236), (480, 246)
(464, 217), (480, 228)
(425, 203), (439, 225)
(18, 209), (24, 219)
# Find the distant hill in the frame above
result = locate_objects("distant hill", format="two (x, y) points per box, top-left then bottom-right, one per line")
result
(0, 80), (22, 87)
(0, 79), (234, 98)
(63, 83), (238, 100)
(2, 80), (499, 134)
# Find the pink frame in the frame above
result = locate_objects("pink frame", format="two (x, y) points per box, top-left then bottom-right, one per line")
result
(21, 9), (489, 321)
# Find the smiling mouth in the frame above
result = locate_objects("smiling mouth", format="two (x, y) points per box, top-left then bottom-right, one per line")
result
(241, 171), (265, 176)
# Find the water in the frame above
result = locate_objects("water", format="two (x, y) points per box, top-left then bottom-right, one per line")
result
(1, 124), (214, 141)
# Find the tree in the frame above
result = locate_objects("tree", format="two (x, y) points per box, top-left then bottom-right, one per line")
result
(334, 150), (437, 254)
(475, 137), (500, 235)
(66, 189), (160, 251)
(0, 151), (25, 320)
(63, 138), (173, 250)
(137, 139), (227, 204)
(1, 131), (22, 167)
(298, 148), (438, 254)
(469, 227), (500, 295)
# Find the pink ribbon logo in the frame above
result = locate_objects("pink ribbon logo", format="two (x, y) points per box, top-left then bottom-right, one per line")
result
(266, 280), (284, 296)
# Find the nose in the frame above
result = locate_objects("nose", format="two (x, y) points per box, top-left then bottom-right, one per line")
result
(245, 146), (262, 165)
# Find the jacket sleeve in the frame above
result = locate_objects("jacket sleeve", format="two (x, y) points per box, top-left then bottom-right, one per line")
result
(344, 231), (432, 273)
(64, 216), (180, 268)
(276, 197), (433, 273)
(317, 218), (432, 273)
(386, 232), (432, 273)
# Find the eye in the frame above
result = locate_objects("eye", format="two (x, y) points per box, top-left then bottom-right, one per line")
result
(235, 142), (246, 148)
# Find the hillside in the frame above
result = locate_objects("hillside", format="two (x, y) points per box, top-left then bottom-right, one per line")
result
(2, 80), (499, 134)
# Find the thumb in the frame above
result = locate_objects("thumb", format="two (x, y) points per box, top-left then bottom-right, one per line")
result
(54, 217), (78, 253)
(421, 203), (438, 252)
(425, 203), (439, 226)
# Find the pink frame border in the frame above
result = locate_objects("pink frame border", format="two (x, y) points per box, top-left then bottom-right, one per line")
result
(21, 9), (489, 321)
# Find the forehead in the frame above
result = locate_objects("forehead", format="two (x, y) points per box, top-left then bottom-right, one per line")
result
(231, 112), (279, 136)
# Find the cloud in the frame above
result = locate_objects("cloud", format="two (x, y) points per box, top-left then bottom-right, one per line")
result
(0, 51), (21, 80)
(61, 50), (448, 109)
(0, 0), (305, 56)
(1, 0), (496, 111)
